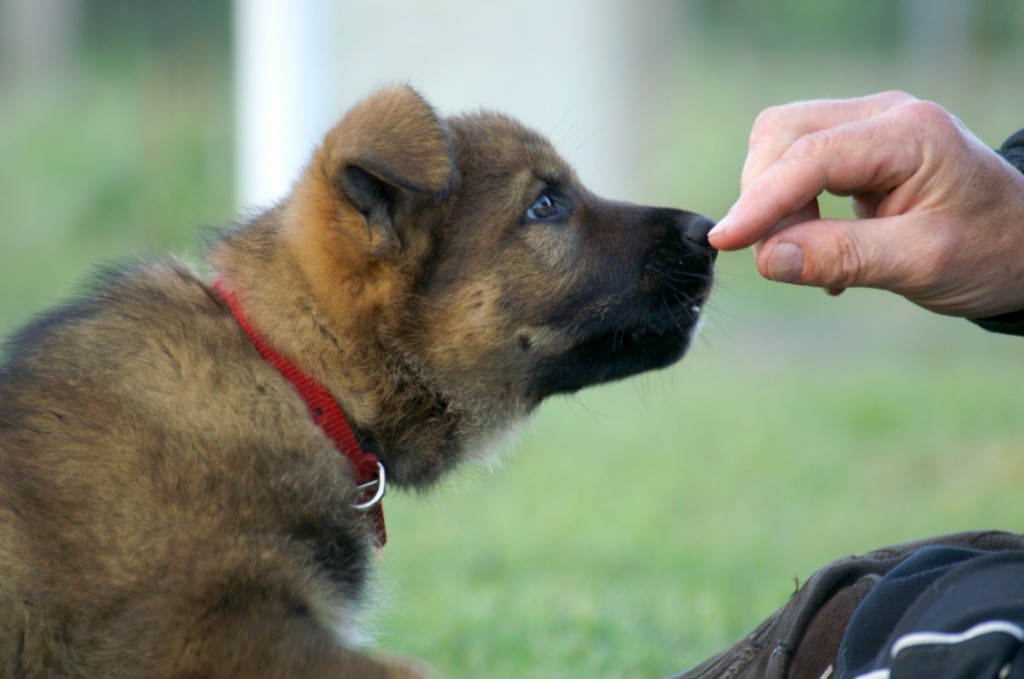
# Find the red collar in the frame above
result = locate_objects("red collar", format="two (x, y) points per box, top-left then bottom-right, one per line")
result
(214, 277), (387, 548)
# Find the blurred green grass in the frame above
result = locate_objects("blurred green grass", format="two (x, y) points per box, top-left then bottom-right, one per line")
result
(2, 46), (1024, 678)
(377, 339), (1024, 677)
(0, 56), (233, 333)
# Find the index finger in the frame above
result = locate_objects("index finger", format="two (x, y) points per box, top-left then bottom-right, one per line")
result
(710, 112), (925, 251)
(741, 91), (918, 192)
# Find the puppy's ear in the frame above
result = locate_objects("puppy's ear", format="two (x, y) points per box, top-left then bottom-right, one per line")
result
(322, 85), (455, 254)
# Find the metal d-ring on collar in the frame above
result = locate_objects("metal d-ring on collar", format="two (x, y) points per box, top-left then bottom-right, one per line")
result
(352, 460), (387, 511)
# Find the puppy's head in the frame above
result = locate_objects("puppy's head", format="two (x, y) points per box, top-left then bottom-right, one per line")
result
(282, 86), (715, 485)
(422, 113), (716, 405)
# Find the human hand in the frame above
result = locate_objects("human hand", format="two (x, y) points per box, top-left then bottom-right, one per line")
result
(708, 91), (1024, 318)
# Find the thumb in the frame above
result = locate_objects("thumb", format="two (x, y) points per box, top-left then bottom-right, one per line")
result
(755, 217), (907, 290)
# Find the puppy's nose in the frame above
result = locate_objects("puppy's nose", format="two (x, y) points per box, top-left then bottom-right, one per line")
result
(680, 214), (717, 249)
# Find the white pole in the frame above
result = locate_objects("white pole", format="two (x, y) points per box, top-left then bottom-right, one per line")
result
(232, 0), (335, 211)
(232, 1), (654, 208)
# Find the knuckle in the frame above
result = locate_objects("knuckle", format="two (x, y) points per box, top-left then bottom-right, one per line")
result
(872, 89), (918, 107)
(750, 105), (789, 142)
(821, 229), (864, 287)
(897, 99), (958, 133)
(837, 241), (863, 286)
(786, 131), (829, 162)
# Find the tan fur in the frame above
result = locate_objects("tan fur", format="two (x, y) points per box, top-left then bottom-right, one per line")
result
(0, 85), (715, 677)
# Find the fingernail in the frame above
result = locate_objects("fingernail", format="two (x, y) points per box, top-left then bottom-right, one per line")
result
(708, 215), (730, 239)
(766, 242), (804, 282)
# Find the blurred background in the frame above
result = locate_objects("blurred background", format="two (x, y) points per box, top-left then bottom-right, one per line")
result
(2, 1), (1023, 677)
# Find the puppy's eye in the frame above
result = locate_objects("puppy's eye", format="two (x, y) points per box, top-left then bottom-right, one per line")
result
(525, 192), (561, 223)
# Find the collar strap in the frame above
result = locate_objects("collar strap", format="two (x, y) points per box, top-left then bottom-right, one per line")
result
(213, 277), (387, 548)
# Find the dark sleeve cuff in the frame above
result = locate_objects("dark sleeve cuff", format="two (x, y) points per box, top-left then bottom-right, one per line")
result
(969, 309), (1024, 336)
(968, 129), (1024, 336)
(997, 128), (1024, 174)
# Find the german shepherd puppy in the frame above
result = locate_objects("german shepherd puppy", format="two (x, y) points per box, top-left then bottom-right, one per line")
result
(0, 85), (715, 678)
